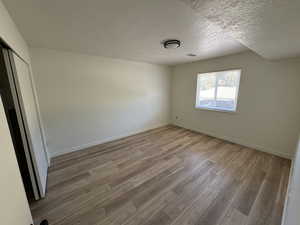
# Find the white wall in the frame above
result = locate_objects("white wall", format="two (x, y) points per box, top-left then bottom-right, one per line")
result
(30, 48), (172, 157)
(0, 97), (33, 225)
(172, 51), (300, 159)
(0, 0), (30, 63)
(0, 2), (33, 223)
(0, 0), (50, 164)
(283, 137), (300, 225)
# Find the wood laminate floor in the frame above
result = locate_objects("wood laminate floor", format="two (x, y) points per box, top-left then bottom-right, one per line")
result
(30, 125), (291, 225)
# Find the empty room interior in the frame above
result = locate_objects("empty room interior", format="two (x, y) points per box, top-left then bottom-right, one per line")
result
(1, 1), (300, 225)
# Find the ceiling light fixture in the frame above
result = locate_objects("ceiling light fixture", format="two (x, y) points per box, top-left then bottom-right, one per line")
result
(162, 39), (181, 49)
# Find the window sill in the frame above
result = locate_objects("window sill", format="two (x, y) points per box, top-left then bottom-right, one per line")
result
(195, 106), (237, 114)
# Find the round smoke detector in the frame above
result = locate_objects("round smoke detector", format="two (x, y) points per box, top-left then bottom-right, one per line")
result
(162, 39), (181, 49)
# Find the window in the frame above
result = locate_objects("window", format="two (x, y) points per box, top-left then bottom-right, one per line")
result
(196, 69), (241, 112)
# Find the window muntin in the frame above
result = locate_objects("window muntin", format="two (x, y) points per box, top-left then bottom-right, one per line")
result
(196, 69), (241, 112)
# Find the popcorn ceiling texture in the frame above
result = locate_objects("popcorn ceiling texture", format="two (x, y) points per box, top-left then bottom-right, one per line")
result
(182, 0), (300, 59)
(3, 0), (300, 62)
(2, 0), (246, 65)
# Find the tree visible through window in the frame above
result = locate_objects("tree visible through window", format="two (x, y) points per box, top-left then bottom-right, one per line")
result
(196, 69), (241, 112)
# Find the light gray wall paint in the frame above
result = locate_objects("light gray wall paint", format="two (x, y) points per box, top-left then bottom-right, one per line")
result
(30, 48), (172, 157)
(0, 0), (30, 63)
(0, 97), (33, 225)
(172, 51), (300, 158)
(0, 0), (50, 164)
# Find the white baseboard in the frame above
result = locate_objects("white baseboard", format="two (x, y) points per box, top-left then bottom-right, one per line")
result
(172, 122), (293, 159)
(50, 123), (170, 158)
(50, 121), (293, 159)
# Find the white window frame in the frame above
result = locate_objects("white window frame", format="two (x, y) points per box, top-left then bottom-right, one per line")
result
(195, 69), (241, 112)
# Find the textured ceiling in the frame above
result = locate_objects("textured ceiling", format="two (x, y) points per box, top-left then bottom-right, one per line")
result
(3, 0), (299, 64)
(182, 0), (300, 59)
(2, 0), (247, 65)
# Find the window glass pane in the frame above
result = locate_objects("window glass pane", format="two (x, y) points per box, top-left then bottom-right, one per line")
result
(215, 70), (239, 110)
(198, 73), (216, 108)
(196, 70), (241, 112)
